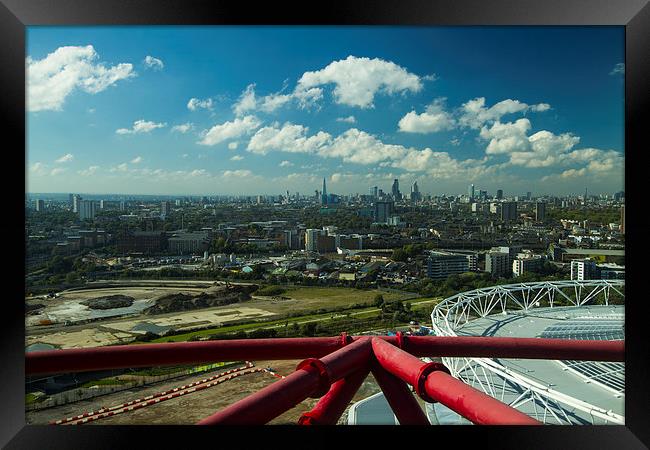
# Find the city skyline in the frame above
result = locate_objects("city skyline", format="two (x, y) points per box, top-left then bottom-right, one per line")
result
(27, 26), (624, 196)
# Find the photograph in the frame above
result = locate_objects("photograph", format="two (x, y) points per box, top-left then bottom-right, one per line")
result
(22, 24), (628, 428)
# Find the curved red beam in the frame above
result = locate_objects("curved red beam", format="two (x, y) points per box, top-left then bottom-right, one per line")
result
(26, 335), (624, 376)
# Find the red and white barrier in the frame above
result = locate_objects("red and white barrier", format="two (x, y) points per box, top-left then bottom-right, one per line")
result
(52, 362), (258, 425)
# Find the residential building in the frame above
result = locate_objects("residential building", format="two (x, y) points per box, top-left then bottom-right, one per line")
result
(427, 251), (470, 279)
(486, 251), (511, 277)
(570, 259), (599, 281)
(305, 229), (322, 252)
(598, 263), (625, 280)
(317, 235), (336, 253)
(500, 202), (518, 222)
(161, 201), (171, 219)
(78, 200), (96, 220)
(535, 202), (546, 222)
(72, 194), (82, 213)
(321, 178), (328, 205)
(512, 255), (544, 277)
(374, 201), (394, 224)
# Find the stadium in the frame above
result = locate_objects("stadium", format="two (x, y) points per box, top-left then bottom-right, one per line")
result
(26, 280), (625, 425)
(348, 280), (624, 425)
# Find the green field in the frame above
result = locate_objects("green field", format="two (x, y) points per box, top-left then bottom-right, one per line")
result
(148, 295), (442, 343)
(246, 286), (410, 315)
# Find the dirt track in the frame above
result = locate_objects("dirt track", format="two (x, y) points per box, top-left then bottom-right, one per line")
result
(26, 359), (382, 425)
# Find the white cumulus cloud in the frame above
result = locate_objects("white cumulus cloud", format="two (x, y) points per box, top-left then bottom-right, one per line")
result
(55, 153), (74, 163)
(27, 45), (135, 112)
(295, 55), (425, 108)
(233, 83), (296, 116)
(78, 165), (100, 176)
(187, 97), (214, 111)
(479, 119), (532, 155)
(116, 119), (166, 134)
(171, 123), (193, 133)
(198, 115), (262, 146)
(398, 98), (456, 133)
(459, 97), (550, 129)
(143, 55), (164, 70)
(29, 162), (48, 175)
(247, 123), (331, 155)
(223, 169), (253, 178)
(336, 116), (356, 124)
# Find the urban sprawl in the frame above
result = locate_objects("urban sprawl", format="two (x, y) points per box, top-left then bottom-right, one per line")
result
(26, 178), (625, 293)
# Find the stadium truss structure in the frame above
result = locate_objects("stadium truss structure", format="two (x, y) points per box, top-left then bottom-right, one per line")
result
(25, 280), (624, 426)
(430, 280), (625, 425)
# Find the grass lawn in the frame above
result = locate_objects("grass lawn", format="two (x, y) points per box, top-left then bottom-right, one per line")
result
(284, 287), (404, 303)
(148, 295), (442, 344)
(246, 286), (410, 314)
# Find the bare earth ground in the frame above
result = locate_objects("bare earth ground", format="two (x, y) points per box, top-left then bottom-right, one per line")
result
(26, 284), (410, 349)
(26, 359), (383, 426)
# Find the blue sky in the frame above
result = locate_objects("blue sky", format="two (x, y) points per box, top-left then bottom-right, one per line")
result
(26, 26), (624, 196)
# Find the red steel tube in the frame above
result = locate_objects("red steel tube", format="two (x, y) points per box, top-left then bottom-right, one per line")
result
(26, 337), (348, 376)
(197, 337), (372, 425)
(371, 338), (540, 425)
(421, 371), (540, 425)
(198, 365), (321, 425)
(298, 367), (370, 425)
(26, 335), (623, 376)
(361, 335), (624, 362)
(370, 360), (430, 425)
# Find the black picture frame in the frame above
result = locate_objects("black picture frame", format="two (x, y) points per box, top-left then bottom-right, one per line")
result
(2, 0), (647, 448)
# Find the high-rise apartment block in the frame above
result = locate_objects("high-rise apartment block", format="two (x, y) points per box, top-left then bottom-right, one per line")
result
(374, 201), (394, 224)
(500, 202), (518, 222)
(571, 259), (599, 281)
(486, 251), (511, 277)
(161, 201), (171, 219)
(78, 200), (96, 220)
(305, 229), (322, 252)
(72, 194), (82, 213)
(535, 202), (546, 222)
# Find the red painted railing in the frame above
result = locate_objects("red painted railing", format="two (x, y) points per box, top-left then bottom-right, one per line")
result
(25, 333), (624, 425)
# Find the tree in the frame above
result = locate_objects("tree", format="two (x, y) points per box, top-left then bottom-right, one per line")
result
(46, 255), (72, 274)
(391, 248), (408, 262)
(301, 322), (318, 337)
(373, 294), (385, 308)
(65, 272), (79, 283)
